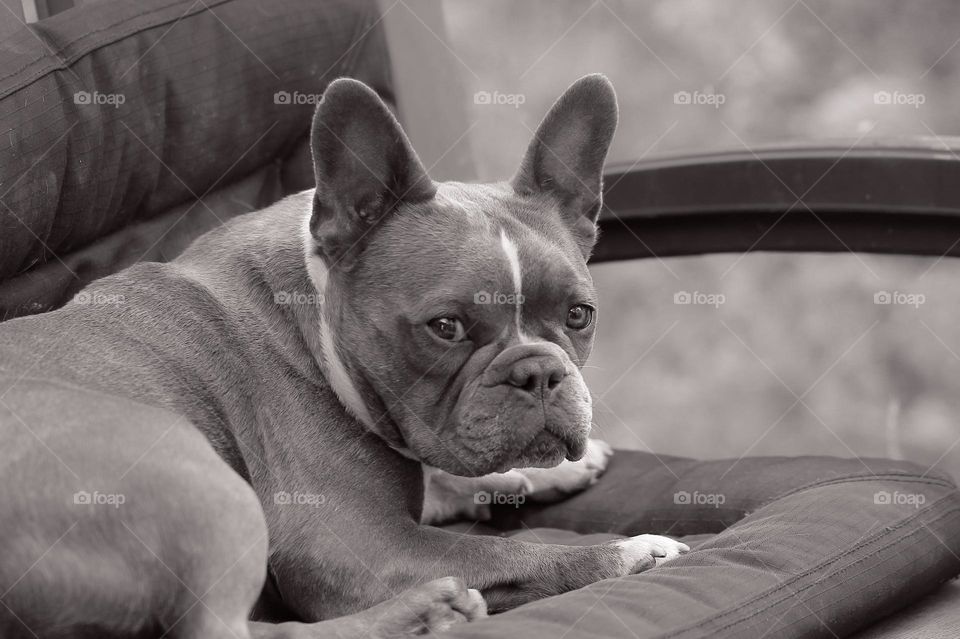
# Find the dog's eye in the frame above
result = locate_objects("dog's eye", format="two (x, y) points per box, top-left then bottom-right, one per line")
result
(566, 304), (594, 330)
(428, 317), (467, 342)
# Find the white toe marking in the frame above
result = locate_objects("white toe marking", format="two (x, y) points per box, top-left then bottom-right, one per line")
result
(464, 589), (488, 618)
(615, 534), (689, 571)
(519, 438), (613, 496)
(582, 438), (613, 470)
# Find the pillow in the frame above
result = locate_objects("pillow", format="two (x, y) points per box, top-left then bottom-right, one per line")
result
(0, 0), (390, 306)
(440, 452), (960, 638)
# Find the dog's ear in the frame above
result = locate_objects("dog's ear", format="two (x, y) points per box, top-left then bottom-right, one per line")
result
(512, 74), (618, 258)
(309, 78), (436, 268)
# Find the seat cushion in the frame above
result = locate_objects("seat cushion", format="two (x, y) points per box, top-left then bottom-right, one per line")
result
(0, 0), (390, 316)
(439, 451), (960, 638)
(851, 580), (960, 638)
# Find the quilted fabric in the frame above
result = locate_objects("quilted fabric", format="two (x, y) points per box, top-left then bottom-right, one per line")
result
(0, 0), (390, 312)
(441, 451), (960, 638)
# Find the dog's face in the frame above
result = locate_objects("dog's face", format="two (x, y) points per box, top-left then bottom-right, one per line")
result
(307, 76), (617, 476)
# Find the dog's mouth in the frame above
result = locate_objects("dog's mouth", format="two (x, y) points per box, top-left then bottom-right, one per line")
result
(503, 428), (585, 471)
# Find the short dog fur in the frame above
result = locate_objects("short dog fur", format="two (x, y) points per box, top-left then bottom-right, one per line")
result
(0, 75), (686, 638)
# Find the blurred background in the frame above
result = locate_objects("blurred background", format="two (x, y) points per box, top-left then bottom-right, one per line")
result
(432, 0), (960, 480)
(5, 0), (959, 482)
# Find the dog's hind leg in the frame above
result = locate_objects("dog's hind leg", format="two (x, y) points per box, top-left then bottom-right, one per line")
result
(142, 445), (270, 639)
(0, 381), (271, 639)
(248, 577), (486, 639)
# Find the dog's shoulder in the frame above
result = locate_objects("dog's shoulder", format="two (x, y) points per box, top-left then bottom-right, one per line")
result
(176, 189), (315, 268)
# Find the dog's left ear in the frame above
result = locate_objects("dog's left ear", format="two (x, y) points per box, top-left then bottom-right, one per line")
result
(512, 74), (618, 258)
(309, 78), (436, 269)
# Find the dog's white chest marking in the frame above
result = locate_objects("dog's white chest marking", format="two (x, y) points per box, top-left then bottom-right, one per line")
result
(303, 208), (376, 429)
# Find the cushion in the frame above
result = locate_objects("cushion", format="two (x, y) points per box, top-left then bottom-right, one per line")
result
(440, 451), (960, 638)
(0, 0), (390, 316)
(851, 580), (960, 638)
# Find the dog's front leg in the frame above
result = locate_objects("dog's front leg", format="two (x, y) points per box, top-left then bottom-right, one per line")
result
(266, 510), (687, 618)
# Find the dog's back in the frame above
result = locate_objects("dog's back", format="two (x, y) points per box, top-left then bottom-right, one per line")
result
(0, 196), (309, 638)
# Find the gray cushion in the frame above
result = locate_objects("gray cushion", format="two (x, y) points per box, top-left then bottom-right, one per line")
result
(0, 0), (390, 317)
(440, 451), (960, 638)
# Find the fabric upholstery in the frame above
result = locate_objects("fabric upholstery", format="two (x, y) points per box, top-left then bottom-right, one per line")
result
(3, 3), (958, 637)
(0, 0), (389, 317)
(439, 451), (960, 638)
(851, 580), (960, 638)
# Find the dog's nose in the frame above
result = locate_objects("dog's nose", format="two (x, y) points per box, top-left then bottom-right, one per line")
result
(483, 343), (570, 398)
(506, 356), (565, 396)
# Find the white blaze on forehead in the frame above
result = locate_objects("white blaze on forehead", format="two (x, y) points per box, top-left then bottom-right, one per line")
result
(303, 205), (376, 429)
(499, 228), (525, 338)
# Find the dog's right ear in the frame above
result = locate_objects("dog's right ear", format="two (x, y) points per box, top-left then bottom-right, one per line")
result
(512, 74), (618, 259)
(309, 78), (436, 269)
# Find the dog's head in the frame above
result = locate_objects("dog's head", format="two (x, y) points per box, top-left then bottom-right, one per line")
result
(306, 75), (617, 476)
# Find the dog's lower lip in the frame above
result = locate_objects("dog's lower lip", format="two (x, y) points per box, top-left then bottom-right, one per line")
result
(565, 441), (586, 461)
(541, 428), (584, 462)
(503, 431), (565, 470)
(552, 430), (585, 461)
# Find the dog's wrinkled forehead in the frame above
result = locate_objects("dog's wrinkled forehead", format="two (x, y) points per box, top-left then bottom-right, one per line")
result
(358, 181), (591, 313)
(438, 182), (588, 265)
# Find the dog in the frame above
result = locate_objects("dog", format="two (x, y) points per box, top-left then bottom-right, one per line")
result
(0, 74), (687, 638)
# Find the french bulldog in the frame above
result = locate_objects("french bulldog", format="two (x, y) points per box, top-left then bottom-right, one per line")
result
(0, 74), (687, 639)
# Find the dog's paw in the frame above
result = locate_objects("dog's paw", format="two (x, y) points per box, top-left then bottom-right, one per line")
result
(363, 577), (487, 637)
(472, 469), (536, 496)
(518, 438), (614, 502)
(613, 534), (690, 574)
(421, 468), (533, 525)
